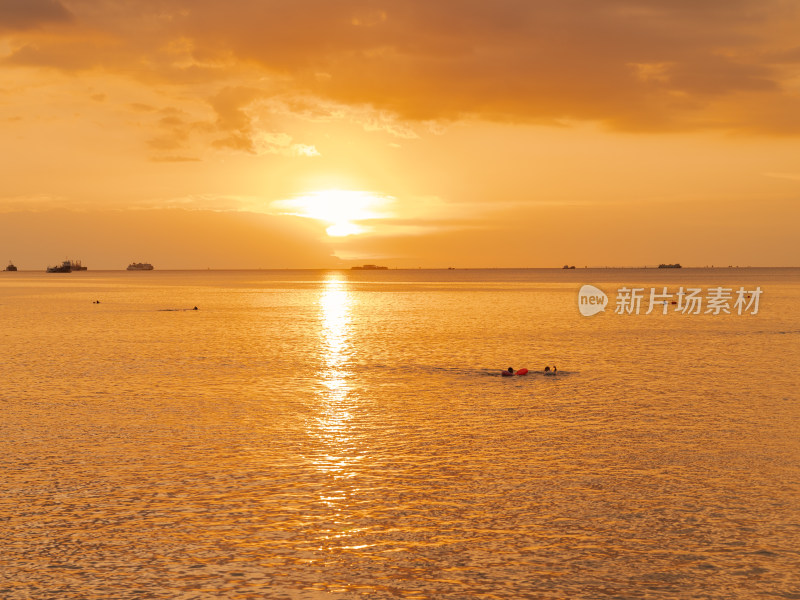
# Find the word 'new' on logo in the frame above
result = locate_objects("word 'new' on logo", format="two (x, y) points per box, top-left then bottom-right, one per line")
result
(578, 284), (608, 317)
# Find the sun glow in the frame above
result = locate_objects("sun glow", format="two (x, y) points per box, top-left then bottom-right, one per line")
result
(273, 190), (393, 236)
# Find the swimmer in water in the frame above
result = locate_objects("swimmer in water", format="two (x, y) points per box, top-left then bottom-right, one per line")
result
(544, 366), (551, 373)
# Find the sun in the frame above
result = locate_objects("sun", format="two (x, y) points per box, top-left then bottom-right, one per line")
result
(273, 190), (392, 237)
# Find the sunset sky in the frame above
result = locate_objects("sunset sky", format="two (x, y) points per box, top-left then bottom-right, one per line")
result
(1, 0), (799, 269)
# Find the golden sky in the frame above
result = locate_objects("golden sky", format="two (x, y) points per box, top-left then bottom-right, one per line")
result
(1, 0), (799, 268)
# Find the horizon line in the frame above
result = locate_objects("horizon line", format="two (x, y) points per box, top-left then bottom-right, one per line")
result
(3, 265), (799, 272)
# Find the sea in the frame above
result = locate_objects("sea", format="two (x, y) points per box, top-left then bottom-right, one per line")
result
(1, 268), (798, 599)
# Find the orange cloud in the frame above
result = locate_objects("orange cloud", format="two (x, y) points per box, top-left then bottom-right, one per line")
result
(2, 0), (799, 134)
(0, 0), (71, 31)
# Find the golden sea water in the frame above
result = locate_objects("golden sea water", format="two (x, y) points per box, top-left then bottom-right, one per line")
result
(1, 268), (799, 599)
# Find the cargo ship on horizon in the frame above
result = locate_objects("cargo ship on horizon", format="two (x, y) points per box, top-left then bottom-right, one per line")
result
(47, 260), (72, 273)
(46, 259), (88, 273)
(127, 262), (154, 271)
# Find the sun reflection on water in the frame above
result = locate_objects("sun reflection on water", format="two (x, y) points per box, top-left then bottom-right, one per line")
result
(313, 273), (360, 474)
(311, 274), (367, 544)
(320, 273), (353, 406)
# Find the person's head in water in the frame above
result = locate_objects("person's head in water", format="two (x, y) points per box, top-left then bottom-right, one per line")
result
(544, 366), (551, 372)
(553, 365), (557, 372)
(508, 367), (514, 373)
